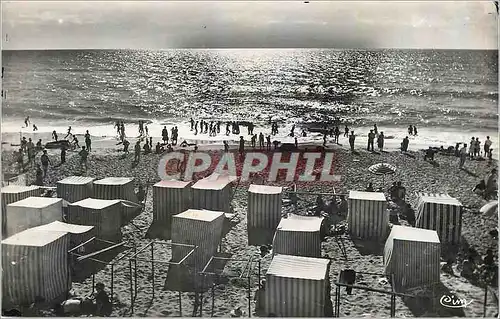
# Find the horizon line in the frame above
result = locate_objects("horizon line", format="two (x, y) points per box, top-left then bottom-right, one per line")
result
(2, 47), (498, 51)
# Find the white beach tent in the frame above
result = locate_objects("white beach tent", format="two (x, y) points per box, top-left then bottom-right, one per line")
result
(191, 174), (236, 214)
(93, 177), (140, 223)
(384, 225), (441, 292)
(29, 221), (95, 249)
(247, 184), (283, 246)
(264, 254), (329, 317)
(171, 209), (225, 274)
(67, 198), (122, 240)
(272, 214), (324, 258)
(5, 197), (63, 238)
(152, 180), (191, 232)
(56, 176), (95, 204)
(2, 228), (70, 305)
(347, 191), (389, 240)
(415, 193), (463, 245)
(1, 185), (42, 237)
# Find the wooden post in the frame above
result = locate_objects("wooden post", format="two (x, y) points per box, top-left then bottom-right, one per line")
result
(151, 242), (155, 300)
(483, 285), (488, 317)
(129, 260), (134, 314)
(211, 283), (215, 317)
(248, 274), (252, 318)
(200, 275), (204, 317)
(179, 291), (182, 317)
(111, 264), (114, 308)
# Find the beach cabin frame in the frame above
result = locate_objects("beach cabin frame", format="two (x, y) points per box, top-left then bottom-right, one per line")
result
(272, 214), (324, 258)
(1, 185), (42, 237)
(264, 254), (329, 317)
(247, 184), (283, 246)
(347, 191), (389, 240)
(415, 193), (463, 245)
(5, 197), (63, 238)
(2, 229), (70, 305)
(384, 225), (441, 292)
(190, 178), (234, 214)
(56, 176), (95, 204)
(93, 177), (139, 223)
(67, 198), (123, 240)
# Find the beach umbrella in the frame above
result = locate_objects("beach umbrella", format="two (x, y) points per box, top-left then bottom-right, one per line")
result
(368, 163), (397, 186)
(480, 200), (498, 217)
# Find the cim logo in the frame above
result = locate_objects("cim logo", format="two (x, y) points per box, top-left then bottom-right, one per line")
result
(439, 294), (473, 309)
(157, 150), (341, 183)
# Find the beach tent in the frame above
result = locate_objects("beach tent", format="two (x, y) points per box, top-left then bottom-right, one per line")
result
(384, 225), (441, 292)
(56, 176), (95, 204)
(273, 214), (324, 258)
(5, 197), (63, 238)
(415, 193), (463, 245)
(29, 221), (94, 249)
(171, 209), (224, 274)
(93, 177), (139, 223)
(3, 173), (28, 187)
(1, 185), (42, 237)
(151, 180), (191, 238)
(191, 175), (236, 214)
(264, 254), (329, 317)
(347, 191), (389, 240)
(2, 228), (70, 305)
(67, 198), (122, 240)
(247, 184), (283, 246)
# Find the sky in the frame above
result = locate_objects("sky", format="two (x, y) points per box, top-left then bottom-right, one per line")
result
(1, 1), (498, 49)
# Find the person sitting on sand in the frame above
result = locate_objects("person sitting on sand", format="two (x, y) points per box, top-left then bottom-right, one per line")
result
(155, 142), (164, 154)
(79, 146), (89, 171)
(230, 307), (243, 318)
(134, 141), (141, 162)
(338, 195), (348, 217)
(472, 180), (486, 196)
(396, 181), (406, 201)
(401, 136), (409, 152)
(73, 136), (80, 149)
(365, 183), (374, 192)
(92, 283), (112, 317)
(314, 195), (326, 216)
(424, 147), (436, 161)
(460, 257), (476, 279)
(143, 141), (151, 154)
(254, 280), (266, 317)
(166, 144), (173, 152)
(441, 260), (454, 276)
(52, 130), (58, 141)
(459, 143), (467, 169)
(40, 150), (50, 177)
(123, 139), (130, 153)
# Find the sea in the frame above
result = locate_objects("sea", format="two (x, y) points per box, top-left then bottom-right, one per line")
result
(1, 49), (498, 151)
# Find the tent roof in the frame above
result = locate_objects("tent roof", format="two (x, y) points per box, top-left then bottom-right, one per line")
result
(174, 209), (224, 222)
(267, 254), (329, 281)
(248, 184), (283, 195)
(30, 221), (94, 234)
(154, 180), (191, 189)
(277, 215), (324, 232)
(57, 176), (95, 185)
(349, 191), (386, 201)
(416, 193), (462, 206)
(1, 185), (40, 194)
(192, 179), (230, 190)
(389, 225), (440, 243)
(70, 198), (121, 209)
(7, 197), (62, 209)
(2, 228), (67, 247)
(94, 177), (134, 185)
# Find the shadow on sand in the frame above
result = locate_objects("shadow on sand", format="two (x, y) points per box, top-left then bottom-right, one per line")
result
(402, 282), (466, 317)
(351, 238), (385, 256)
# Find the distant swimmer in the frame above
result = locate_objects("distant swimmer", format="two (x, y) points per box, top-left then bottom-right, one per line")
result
(52, 130), (58, 141)
(24, 116), (30, 128)
(65, 126), (72, 139)
(32, 124), (38, 131)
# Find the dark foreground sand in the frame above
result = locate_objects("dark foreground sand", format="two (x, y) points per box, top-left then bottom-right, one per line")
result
(1, 139), (498, 317)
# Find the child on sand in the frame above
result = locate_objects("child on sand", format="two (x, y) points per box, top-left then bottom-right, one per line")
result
(52, 130), (58, 141)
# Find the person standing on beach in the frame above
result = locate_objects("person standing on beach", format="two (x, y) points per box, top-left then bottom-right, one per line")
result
(413, 126), (418, 136)
(377, 132), (385, 151)
(85, 130), (92, 152)
(172, 127), (178, 145)
(373, 124), (378, 136)
(349, 131), (356, 152)
(40, 150), (50, 177)
(266, 135), (272, 150)
(459, 143), (468, 169)
(484, 136), (492, 157)
(251, 134), (257, 148)
(468, 137), (475, 159)
(190, 118), (194, 131)
(60, 145), (66, 164)
(123, 139), (130, 153)
(344, 125), (349, 137)
(259, 133), (265, 149)
(120, 122), (125, 140)
(408, 125), (413, 136)
(36, 139), (42, 151)
(21, 137), (28, 152)
(17, 148), (24, 172)
(52, 130), (58, 141)
(195, 121), (199, 135)
(73, 136), (80, 149)
(27, 138), (35, 167)
(24, 116), (30, 128)
(401, 136), (409, 152)
(79, 146), (89, 171)
(367, 130), (375, 151)
(223, 141), (229, 152)
(334, 126), (340, 144)
(474, 138), (481, 157)
(134, 140), (141, 162)
(226, 122), (230, 136)
(145, 125), (149, 136)
(239, 136), (245, 153)
(65, 126), (72, 139)
(35, 164), (44, 186)
(162, 126), (169, 144)
(323, 131), (328, 146)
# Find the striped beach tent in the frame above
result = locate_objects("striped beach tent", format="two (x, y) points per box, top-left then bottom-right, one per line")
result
(29, 221), (95, 249)
(2, 228), (70, 305)
(93, 177), (139, 223)
(273, 214), (324, 258)
(264, 254), (329, 317)
(56, 176), (95, 204)
(152, 180), (191, 238)
(415, 193), (463, 245)
(171, 209), (224, 274)
(347, 191), (388, 240)
(6, 197), (63, 238)
(384, 225), (441, 292)
(247, 184), (283, 246)
(1, 185), (42, 237)
(67, 198), (122, 240)
(191, 177), (234, 214)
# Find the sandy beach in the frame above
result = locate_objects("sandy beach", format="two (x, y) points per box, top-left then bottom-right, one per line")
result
(2, 129), (497, 317)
